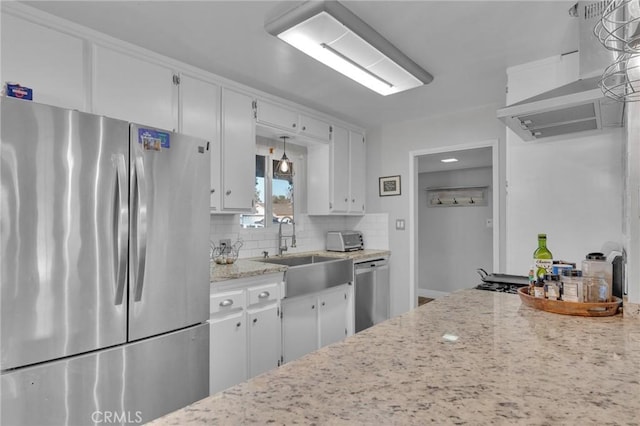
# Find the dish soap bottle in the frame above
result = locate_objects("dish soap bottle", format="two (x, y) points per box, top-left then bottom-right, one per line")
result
(533, 234), (553, 280)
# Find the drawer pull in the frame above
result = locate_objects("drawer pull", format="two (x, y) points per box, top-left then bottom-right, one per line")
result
(219, 299), (234, 307)
(258, 291), (270, 299)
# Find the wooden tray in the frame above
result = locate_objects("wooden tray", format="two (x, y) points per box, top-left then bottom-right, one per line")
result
(517, 287), (622, 317)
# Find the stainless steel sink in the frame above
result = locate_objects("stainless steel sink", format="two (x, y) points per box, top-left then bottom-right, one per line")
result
(256, 255), (337, 267)
(257, 255), (353, 298)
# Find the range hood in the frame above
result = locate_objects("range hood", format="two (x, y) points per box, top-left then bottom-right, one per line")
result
(497, 1), (625, 141)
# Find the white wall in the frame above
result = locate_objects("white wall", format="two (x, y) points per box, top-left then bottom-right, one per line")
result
(365, 104), (507, 316)
(418, 167), (493, 294)
(504, 55), (624, 275)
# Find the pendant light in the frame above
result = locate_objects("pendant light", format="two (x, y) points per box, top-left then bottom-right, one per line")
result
(275, 136), (293, 178)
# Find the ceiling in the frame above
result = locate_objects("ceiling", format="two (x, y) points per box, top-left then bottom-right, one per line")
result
(23, 1), (579, 130)
(418, 147), (493, 173)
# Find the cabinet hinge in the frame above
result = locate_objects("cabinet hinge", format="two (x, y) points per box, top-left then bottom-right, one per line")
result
(281, 355), (284, 364)
(172, 74), (181, 85)
(345, 328), (347, 335)
(252, 100), (257, 119)
(329, 125), (333, 133)
(329, 202), (333, 209)
(277, 307), (280, 317)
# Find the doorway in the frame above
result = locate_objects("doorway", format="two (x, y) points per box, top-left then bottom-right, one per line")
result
(408, 140), (501, 306)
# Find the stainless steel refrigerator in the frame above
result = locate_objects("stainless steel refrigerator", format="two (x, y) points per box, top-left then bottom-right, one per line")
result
(1, 96), (210, 425)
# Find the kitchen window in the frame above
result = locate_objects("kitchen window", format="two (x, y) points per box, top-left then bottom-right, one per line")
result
(240, 140), (305, 228)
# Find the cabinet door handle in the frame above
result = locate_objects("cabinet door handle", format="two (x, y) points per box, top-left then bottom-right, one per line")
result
(292, 123), (297, 128)
(302, 126), (306, 131)
(344, 198), (348, 202)
(258, 291), (270, 299)
(219, 299), (234, 307)
(352, 198), (355, 203)
(210, 188), (216, 194)
(253, 318), (258, 324)
(226, 190), (232, 195)
(322, 302), (326, 306)
(311, 305), (315, 309)
(236, 322), (241, 327)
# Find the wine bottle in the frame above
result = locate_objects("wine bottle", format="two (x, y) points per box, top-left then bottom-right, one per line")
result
(533, 233), (553, 280)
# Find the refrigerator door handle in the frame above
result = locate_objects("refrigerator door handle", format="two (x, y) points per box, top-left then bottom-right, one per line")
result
(133, 156), (148, 302)
(114, 154), (128, 305)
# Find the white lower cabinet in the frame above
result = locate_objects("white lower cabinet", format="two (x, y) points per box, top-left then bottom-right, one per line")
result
(319, 286), (349, 347)
(281, 293), (318, 363)
(247, 304), (281, 378)
(282, 284), (351, 363)
(209, 311), (246, 394)
(209, 274), (283, 395)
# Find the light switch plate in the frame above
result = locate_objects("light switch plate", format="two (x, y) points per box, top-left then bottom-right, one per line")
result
(395, 219), (405, 230)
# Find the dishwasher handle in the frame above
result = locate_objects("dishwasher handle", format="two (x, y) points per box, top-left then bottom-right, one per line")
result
(355, 258), (388, 270)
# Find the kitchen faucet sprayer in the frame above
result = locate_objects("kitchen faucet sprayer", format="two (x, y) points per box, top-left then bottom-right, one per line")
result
(278, 220), (296, 256)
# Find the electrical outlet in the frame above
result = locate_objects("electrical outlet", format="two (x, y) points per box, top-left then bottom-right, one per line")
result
(219, 239), (232, 254)
(395, 219), (405, 230)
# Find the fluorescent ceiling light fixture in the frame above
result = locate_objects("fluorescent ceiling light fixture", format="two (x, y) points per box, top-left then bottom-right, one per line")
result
(440, 158), (459, 163)
(265, 1), (433, 96)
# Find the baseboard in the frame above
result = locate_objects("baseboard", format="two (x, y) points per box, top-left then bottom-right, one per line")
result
(417, 288), (450, 299)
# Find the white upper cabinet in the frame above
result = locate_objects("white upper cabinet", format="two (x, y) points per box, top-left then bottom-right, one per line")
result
(349, 130), (366, 214)
(179, 74), (219, 141)
(220, 88), (255, 212)
(178, 74), (221, 212)
(1, 14), (85, 111)
(330, 126), (351, 213)
(255, 99), (298, 132)
(299, 114), (332, 142)
(307, 125), (366, 215)
(93, 45), (177, 131)
(2, 9), (365, 216)
(255, 100), (332, 142)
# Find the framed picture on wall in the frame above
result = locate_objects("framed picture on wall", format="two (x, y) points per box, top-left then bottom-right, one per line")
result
(379, 175), (401, 196)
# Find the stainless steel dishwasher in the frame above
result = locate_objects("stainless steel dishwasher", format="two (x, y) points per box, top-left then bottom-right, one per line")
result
(354, 257), (390, 332)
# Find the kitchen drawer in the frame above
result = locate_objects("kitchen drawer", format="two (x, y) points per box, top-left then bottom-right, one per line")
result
(247, 283), (280, 307)
(210, 290), (245, 315)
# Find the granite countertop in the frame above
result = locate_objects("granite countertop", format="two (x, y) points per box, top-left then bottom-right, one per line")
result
(152, 289), (640, 425)
(210, 249), (391, 282)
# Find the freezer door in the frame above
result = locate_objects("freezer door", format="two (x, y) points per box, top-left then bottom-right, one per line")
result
(128, 125), (210, 340)
(0, 97), (129, 370)
(1, 323), (209, 425)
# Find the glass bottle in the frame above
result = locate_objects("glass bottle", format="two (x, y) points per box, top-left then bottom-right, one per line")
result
(533, 234), (553, 280)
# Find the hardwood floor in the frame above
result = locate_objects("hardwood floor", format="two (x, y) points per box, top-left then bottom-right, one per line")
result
(418, 297), (434, 306)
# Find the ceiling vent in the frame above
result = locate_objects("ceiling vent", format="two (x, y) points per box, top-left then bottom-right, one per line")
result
(497, 1), (625, 141)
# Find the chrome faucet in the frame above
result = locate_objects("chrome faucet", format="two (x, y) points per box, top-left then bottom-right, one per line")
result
(278, 221), (296, 256)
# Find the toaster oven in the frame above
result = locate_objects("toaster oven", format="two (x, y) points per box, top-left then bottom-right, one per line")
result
(326, 231), (364, 252)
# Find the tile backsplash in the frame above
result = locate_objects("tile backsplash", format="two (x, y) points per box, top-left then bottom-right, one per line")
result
(210, 213), (389, 258)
